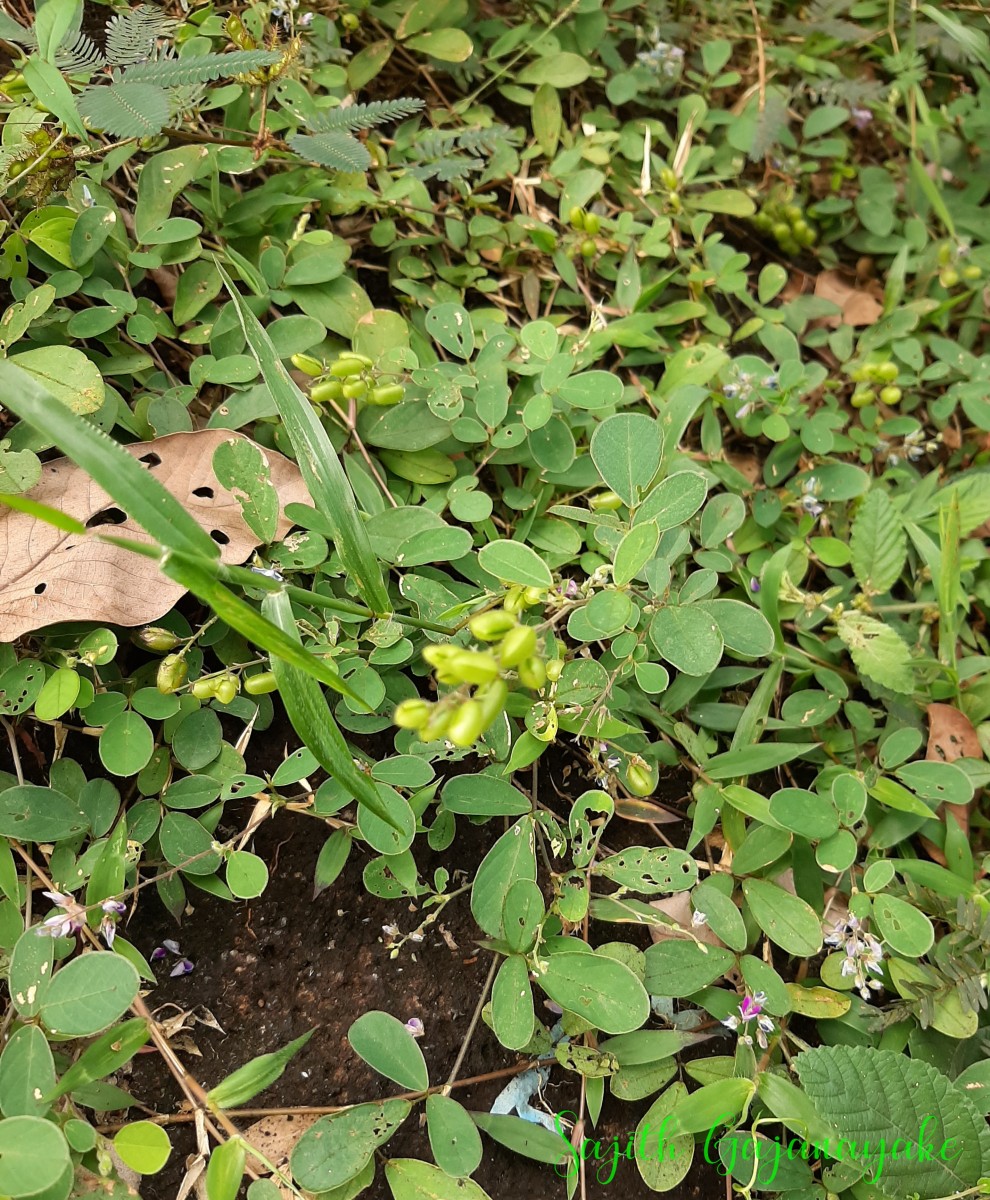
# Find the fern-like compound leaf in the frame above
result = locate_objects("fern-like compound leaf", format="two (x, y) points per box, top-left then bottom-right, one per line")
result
(288, 130), (372, 171)
(305, 98), (425, 134)
(104, 5), (178, 66)
(77, 80), (171, 138)
(124, 50), (281, 88)
(54, 31), (105, 74)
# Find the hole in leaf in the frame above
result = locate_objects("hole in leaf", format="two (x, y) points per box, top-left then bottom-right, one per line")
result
(139, 453), (162, 467)
(86, 507), (127, 528)
(34, 583), (46, 594)
(210, 529), (230, 545)
(193, 486), (214, 499)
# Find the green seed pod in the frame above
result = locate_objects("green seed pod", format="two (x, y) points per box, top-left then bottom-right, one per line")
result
(421, 705), (452, 742)
(753, 213), (773, 234)
(851, 389), (875, 409)
(963, 264), (983, 281)
(879, 385), (902, 406)
(215, 676), (239, 705)
(625, 760), (655, 796)
(469, 609), (518, 642)
(568, 205), (586, 230)
(940, 268), (960, 288)
(191, 677), (217, 700)
(793, 223), (817, 248)
(310, 379), (344, 403)
(522, 587), (546, 607)
(545, 658), (565, 683)
(783, 203), (803, 224)
(244, 671), (278, 696)
(589, 490), (624, 512)
(937, 242), (953, 266)
(368, 384), (405, 406)
(394, 698), (432, 730)
(337, 350), (374, 366)
(504, 587), (526, 615)
(580, 238), (597, 258)
(446, 700), (486, 748)
(771, 222), (791, 244)
(475, 678), (509, 725)
(422, 645), (459, 667)
(875, 362), (899, 383)
(850, 366), (869, 384)
(156, 654), (188, 694)
(291, 353), (324, 377)
(448, 649), (500, 685)
(341, 11), (359, 30)
(341, 379), (368, 400)
(329, 357), (366, 378)
(584, 212), (601, 235)
(499, 624), (537, 668)
(517, 656), (547, 690)
(658, 167), (678, 191)
(138, 626), (182, 652)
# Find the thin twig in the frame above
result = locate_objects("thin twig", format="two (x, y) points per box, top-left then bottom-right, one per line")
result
(444, 953), (499, 1093)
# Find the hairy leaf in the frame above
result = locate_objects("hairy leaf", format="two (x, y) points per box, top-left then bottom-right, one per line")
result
(124, 50), (281, 88)
(850, 489), (907, 595)
(835, 611), (915, 694)
(78, 80), (170, 138)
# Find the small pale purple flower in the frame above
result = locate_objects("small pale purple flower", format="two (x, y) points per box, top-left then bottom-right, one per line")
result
(153, 939), (193, 976)
(404, 1018), (425, 1038)
(851, 107), (872, 131)
(170, 959), (194, 977)
(723, 991), (775, 1049)
(36, 890), (87, 939)
(800, 478), (824, 519)
(558, 579), (580, 599)
(102, 899), (127, 916)
(749, 577), (761, 594)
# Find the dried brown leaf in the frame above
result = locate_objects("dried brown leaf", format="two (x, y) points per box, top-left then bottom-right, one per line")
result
(242, 1113), (321, 1172)
(0, 430), (310, 641)
(813, 269), (883, 327)
(926, 703), (983, 763)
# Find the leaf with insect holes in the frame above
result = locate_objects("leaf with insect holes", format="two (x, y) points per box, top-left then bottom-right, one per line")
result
(850, 489), (906, 595)
(835, 611), (915, 694)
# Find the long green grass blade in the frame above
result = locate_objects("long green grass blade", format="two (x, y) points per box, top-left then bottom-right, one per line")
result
(0, 361), (218, 559)
(0, 492), (87, 534)
(218, 265), (392, 614)
(262, 590), (398, 828)
(162, 551), (364, 703)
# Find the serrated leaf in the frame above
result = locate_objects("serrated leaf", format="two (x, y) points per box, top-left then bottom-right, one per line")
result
(78, 80), (170, 138)
(288, 131), (372, 171)
(850, 490), (906, 595)
(124, 50), (281, 87)
(794, 1047), (990, 1198)
(835, 611), (915, 694)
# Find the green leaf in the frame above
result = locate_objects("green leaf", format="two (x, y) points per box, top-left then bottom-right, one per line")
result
(207, 1031), (314, 1109)
(159, 813), (222, 876)
(425, 302), (474, 358)
(220, 268), (389, 612)
(45, 1018), (149, 1102)
(871, 894), (934, 957)
(701, 599), (775, 658)
(595, 847), (698, 895)
(425, 1095), (483, 1179)
(589, 414), (662, 507)
(795, 1047), (990, 1198)
(557, 370), (623, 410)
(670, 1078), (755, 1135)
(643, 940), (735, 997)
(441, 775), (531, 817)
(491, 954), (535, 1050)
(0, 1116), (72, 1198)
(313, 830), (352, 899)
(835, 611), (915, 694)
(649, 606), (723, 676)
(99, 711), (154, 777)
(705, 742), (818, 781)
(613, 521), (659, 587)
(403, 28), (474, 62)
(470, 817), (536, 938)
(471, 1113), (570, 1166)
(635, 472), (708, 529)
(212, 438), (279, 543)
(113, 1122), (171, 1175)
(348, 1012), (429, 1091)
(0, 1025), (56, 1117)
(742, 879), (823, 957)
(538, 948), (650, 1034)
(636, 1083), (695, 1191)
(291, 1101), (411, 1192)
(851, 490), (907, 595)
(517, 51), (591, 87)
(262, 591), (399, 827)
(0, 785), (87, 841)
(40, 953), (139, 1037)
(385, 1158), (493, 1199)
(205, 1137), (246, 1200)
(477, 540), (552, 589)
(78, 80), (170, 138)
(289, 131), (371, 172)
(225, 851), (268, 899)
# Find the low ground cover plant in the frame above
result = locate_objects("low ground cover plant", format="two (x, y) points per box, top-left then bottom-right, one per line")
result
(1, 0), (990, 1197)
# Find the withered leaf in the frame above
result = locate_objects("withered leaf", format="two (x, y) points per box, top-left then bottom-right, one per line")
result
(0, 430), (310, 641)
(813, 269), (883, 328)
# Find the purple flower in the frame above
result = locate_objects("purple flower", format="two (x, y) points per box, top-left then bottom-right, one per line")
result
(102, 899), (127, 916)
(749, 577), (761, 594)
(152, 939), (193, 976)
(404, 1018), (425, 1038)
(36, 890), (87, 940)
(851, 108), (872, 130)
(723, 991), (775, 1049)
(558, 579), (580, 599)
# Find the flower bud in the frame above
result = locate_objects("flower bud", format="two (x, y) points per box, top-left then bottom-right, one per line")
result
(394, 698), (432, 729)
(545, 658), (565, 682)
(138, 626), (181, 652)
(310, 379), (344, 403)
(420, 706), (452, 742)
(291, 353), (323, 377)
(329, 357), (367, 378)
(448, 649), (500, 685)
(625, 760), (655, 796)
(368, 384), (405, 406)
(590, 490), (623, 512)
(342, 379), (368, 400)
(963, 264), (983, 281)
(568, 206), (585, 230)
(659, 167), (678, 191)
(584, 212), (601, 235)
(215, 676), (239, 705)
(940, 268), (960, 288)
(879, 386), (902, 406)
(517, 656), (547, 690)
(499, 624), (537, 668)
(504, 587), (526, 615)
(157, 654), (188, 694)
(469, 609), (517, 641)
(580, 238), (597, 258)
(446, 699), (486, 748)
(244, 671), (278, 695)
(876, 362), (899, 383)
(475, 678), (508, 725)
(341, 11), (359, 30)
(522, 587), (545, 607)
(191, 677), (218, 700)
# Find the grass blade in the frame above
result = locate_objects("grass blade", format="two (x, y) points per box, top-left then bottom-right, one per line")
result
(262, 590), (398, 828)
(218, 264), (391, 614)
(0, 359), (218, 559)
